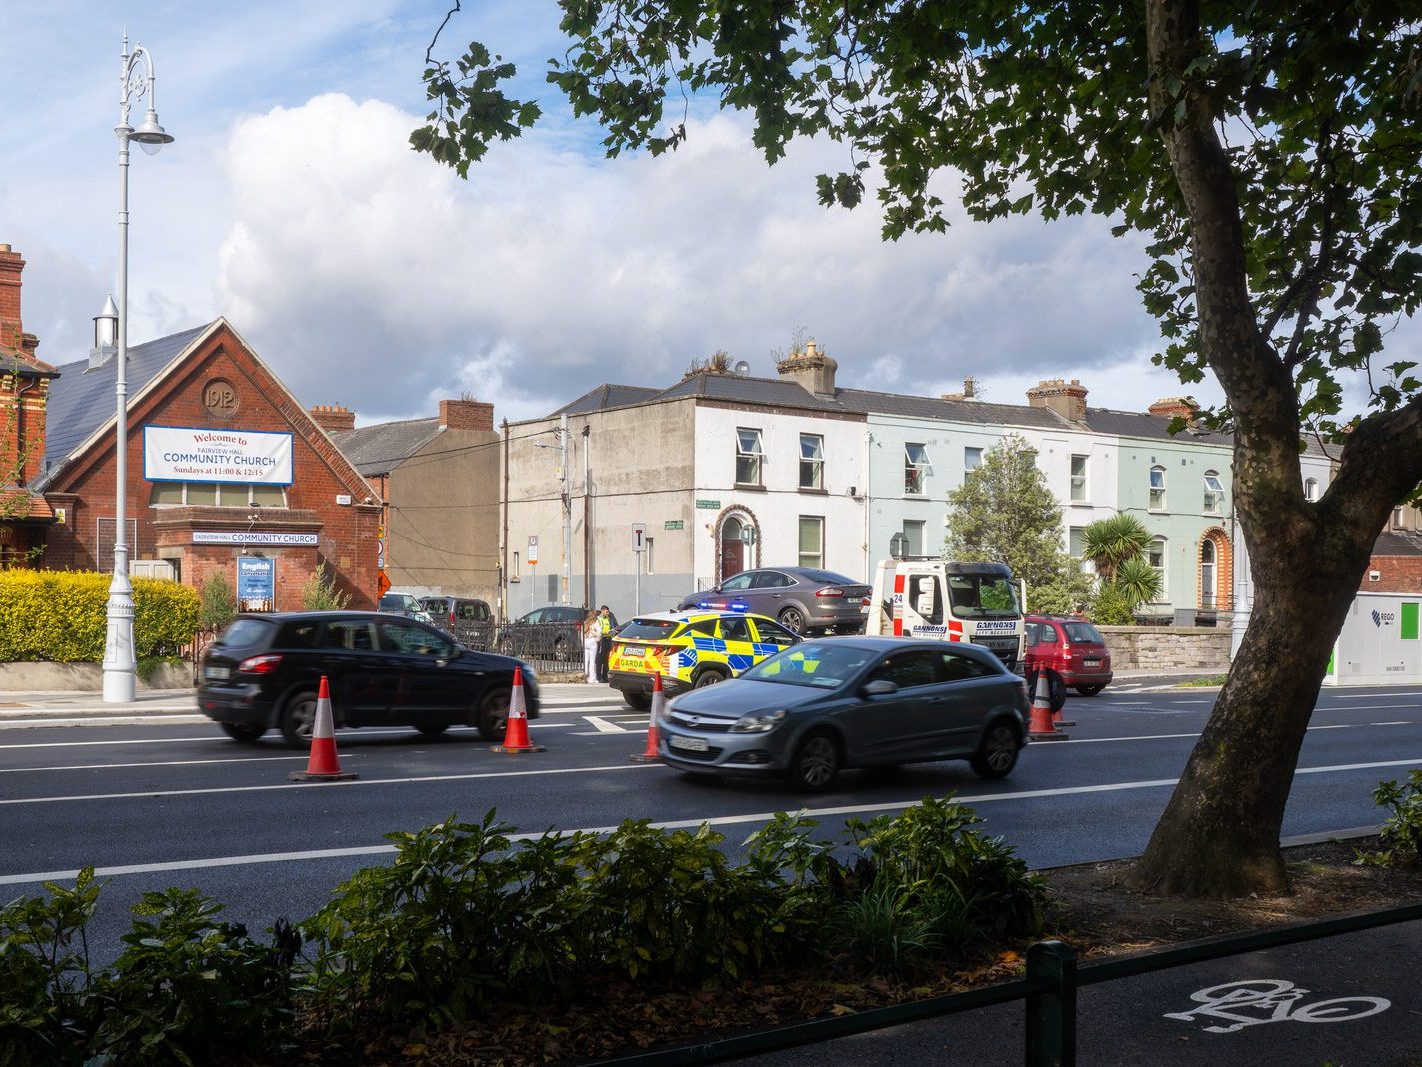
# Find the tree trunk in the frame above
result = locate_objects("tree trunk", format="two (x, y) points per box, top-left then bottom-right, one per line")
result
(1127, 526), (1367, 897)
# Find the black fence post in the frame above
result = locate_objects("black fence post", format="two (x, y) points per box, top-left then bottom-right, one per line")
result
(1025, 940), (1077, 1067)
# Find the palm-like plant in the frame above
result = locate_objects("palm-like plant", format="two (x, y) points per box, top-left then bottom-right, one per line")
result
(1113, 556), (1165, 612)
(1081, 514), (1152, 581)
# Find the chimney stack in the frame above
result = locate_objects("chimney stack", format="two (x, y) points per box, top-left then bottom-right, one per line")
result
(941, 376), (978, 402)
(309, 404), (356, 433)
(1026, 378), (1089, 423)
(1148, 397), (1198, 421)
(0, 244), (27, 357)
(776, 338), (838, 397)
(439, 398), (494, 431)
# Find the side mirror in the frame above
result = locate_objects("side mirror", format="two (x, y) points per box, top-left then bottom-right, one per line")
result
(862, 678), (898, 697)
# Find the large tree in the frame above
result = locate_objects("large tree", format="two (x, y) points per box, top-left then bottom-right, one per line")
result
(414, 3), (1422, 898)
(945, 435), (1089, 610)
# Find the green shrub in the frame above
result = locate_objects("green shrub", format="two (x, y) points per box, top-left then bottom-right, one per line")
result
(301, 562), (349, 611)
(90, 889), (299, 1066)
(1090, 582), (1135, 625)
(0, 868), (100, 1067)
(1356, 770), (1422, 867)
(197, 571), (237, 633)
(0, 572), (199, 663)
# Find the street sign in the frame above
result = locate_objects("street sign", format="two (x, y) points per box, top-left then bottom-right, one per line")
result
(632, 523), (647, 552)
(527, 535), (539, 565)
(695, 499), (721, 509)
(664, 519), (684, 531)
(890, 532), (908, 559)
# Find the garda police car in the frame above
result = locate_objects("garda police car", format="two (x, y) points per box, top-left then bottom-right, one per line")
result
(608, 609), (801, 710)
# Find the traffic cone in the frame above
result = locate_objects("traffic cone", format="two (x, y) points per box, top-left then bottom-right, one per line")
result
(1028, 669), (1068, 742)
(630, 674), (665, 763)
(492, 666), (546, 753)
(289, 676), (359, 781)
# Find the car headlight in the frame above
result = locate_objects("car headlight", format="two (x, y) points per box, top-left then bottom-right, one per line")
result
(730, 710), (787, 733)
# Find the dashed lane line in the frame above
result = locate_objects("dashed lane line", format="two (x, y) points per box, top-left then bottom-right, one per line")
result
(584, 716), (630, 733)
(3, 758), (1419, 887)
(0, 754), (317, 774)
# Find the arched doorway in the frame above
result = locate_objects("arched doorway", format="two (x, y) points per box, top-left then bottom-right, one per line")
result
(716, 508), (759, 584)
(1199, 528), (1231, 611)
(720, 516), (744, 582)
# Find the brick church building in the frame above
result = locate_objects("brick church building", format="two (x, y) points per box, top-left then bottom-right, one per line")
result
(0, 243), (381, 609)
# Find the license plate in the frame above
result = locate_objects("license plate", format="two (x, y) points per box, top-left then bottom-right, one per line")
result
(670, 734), (709, 752)
(859, 604), (869, 613)
(623, 645), (645, 657)
(204, 665), (231, 681)
(1084, 659), (1100, 667)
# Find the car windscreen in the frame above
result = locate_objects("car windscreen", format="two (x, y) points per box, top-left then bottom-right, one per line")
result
(378, 594), (408, 610)
(215, 618), (275, 648)
(1063, 621), (1105, 643)
(947, 574), (1020, 618)
(740, 642), (877, 688)
(616, 619), (681, 641)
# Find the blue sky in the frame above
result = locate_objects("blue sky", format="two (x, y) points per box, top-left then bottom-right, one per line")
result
(0, 2), (1309, 428)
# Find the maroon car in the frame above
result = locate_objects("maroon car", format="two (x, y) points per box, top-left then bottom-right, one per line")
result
(1024, 614), (1114, 696)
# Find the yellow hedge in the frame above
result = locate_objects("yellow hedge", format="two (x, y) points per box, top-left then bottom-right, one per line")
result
(0, 571), (200, 663)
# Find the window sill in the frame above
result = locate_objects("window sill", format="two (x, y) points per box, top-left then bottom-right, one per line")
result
(798, 487), (829, 495)
(734, 483), (766, 492)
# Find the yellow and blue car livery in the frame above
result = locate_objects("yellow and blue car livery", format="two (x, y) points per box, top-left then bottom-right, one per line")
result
(608, 608), (801, 709)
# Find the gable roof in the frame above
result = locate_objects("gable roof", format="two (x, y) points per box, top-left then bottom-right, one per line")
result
(833, 387), (1069, 429)
(331, 418), (442, 476)
(37, 323), (212, 486)
(1372, 530), (1422, 556)
(1082, 407), (1232, 446)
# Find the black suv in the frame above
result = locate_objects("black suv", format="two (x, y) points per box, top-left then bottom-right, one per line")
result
(197, 611), (539, 746)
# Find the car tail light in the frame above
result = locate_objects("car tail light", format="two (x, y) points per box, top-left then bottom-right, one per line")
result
(238, 654), (283, 675)
(815, 587), (845, 598)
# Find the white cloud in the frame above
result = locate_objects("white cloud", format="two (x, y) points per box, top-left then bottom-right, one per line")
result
(213, 93), (1190, 425)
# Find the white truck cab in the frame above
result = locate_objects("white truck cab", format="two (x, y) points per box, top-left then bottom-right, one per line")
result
(866, 558), (1025, 670)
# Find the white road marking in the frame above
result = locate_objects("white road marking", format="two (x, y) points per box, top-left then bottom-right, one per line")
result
(0, 717), (211, 728)
(3, 757), (1421, 886)
(585, 716), (629, 733)
(0, 755), (316, 774)
(1372, 721), (1411, 726)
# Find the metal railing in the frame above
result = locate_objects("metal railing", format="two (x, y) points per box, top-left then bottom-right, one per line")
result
(606, 900), (1422, 1066)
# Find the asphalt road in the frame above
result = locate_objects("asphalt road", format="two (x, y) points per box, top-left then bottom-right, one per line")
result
(1, 679), (1419, 1064)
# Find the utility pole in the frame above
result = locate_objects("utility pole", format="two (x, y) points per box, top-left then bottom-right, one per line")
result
(561, 413), (571, 605)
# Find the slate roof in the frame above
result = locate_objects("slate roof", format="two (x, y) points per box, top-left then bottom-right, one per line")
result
(552, 384), (660, 417)
(1083, 407), (1232, 445)
(36, 323), (212, 489)
(648, 373), (848, 411)
(833, 387), (1067, 429)
(331, 418), (442, 476)
(1372, 530), (1422, 556)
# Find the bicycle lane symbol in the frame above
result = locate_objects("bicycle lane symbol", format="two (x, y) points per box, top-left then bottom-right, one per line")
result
(1163, 980), (1390, 1034)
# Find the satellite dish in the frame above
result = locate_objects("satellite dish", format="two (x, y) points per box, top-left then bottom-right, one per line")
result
(733, 360), (751, 376)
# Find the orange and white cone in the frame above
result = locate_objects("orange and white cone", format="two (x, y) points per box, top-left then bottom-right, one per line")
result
(631, 673), (665, 763)
(493, 666), (545, 753)
(1028, 669), (1068, 742)
(289, 675), (359, 781)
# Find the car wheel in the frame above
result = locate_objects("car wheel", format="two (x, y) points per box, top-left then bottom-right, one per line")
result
(416, 723), (451, 737)
(220, 722), (265, 743)
(778, 607), (806, 634)
(477, 688), (511, 741)
(693, 668), (727, 688)
(1027, 669), (1068, 713)
(970, 722), (1021, 779)
(279, 691), (318, 748)
(788, 731), (841, 792)
(497, 634), (515, 655)
(624, 691), (652, 712)
(1075, 684), (1105, 697)
(553, 636), (571, 663)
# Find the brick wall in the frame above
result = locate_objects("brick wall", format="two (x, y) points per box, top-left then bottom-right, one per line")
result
(43, 323), (382, 609)
(0, 245), (23, 354)
(1099, 626), (1232, 671)
(1363, 554), (1422, 593)
(439, 398), (494, 431)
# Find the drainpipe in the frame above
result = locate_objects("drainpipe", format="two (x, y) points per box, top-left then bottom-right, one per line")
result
(582, 424), (591, 608)
(863, 431), (873, 583)
(501, 419), (509, 623)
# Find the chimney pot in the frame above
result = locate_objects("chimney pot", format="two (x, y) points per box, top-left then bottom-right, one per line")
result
(309, 403), (356, 433)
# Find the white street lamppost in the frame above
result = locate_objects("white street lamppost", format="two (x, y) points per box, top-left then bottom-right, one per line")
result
(103, 36), (174, 704)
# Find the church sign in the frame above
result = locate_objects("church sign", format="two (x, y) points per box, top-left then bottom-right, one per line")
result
(143, 425), (294, 485)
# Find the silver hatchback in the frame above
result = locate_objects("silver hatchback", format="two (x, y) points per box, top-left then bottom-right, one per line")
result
(657, 636), (1029, 791)
(676, 566), (871, 634)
